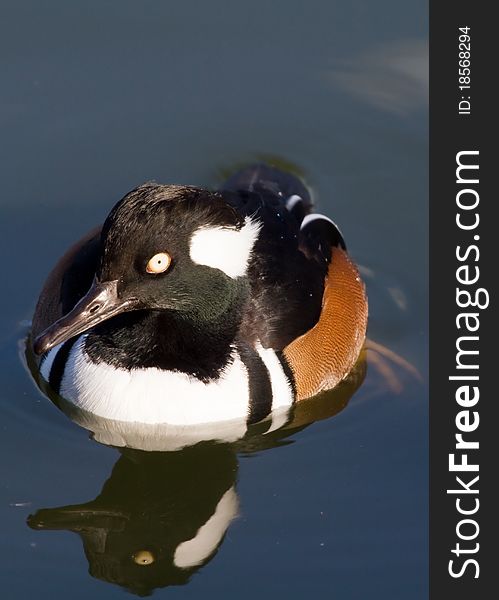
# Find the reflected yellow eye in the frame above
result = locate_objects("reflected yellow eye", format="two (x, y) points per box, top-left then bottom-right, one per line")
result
(146, 252), (171, 274)
(133, 550), (155, 566)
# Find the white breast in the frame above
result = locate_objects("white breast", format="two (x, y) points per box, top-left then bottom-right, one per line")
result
(39, 334), (295, 433)
(51, 335), (254, 426)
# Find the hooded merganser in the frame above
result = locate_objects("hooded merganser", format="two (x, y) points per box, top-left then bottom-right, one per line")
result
(31, 165), (367, 428)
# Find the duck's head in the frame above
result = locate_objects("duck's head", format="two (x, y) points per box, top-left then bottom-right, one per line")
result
(34, 183), (261, 355)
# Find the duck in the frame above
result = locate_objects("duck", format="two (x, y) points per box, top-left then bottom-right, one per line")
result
(31, 164), (367, 428)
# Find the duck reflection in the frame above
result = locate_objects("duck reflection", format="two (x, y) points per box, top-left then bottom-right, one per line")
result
(27, 359), (365, 595)
(28, 443), (239, 595)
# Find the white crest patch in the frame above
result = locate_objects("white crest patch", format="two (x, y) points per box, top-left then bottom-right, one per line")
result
(174, 486), (239, 568)
(189, 216), (261, 278)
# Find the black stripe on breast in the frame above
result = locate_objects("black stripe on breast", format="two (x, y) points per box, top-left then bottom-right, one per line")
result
(275, 350), (297, 401)
(237, 345), (273, 425)
(48, 337), (79, 394)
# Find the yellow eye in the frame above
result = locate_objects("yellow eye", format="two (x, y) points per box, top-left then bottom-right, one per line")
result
(132, 550), (155, 566)
(146, 252), (171, 274)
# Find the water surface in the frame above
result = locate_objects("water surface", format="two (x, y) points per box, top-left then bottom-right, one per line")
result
(1, 1), (427, 598)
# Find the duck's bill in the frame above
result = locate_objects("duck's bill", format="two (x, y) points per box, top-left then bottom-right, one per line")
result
(33, 279), (136, 355)
(27, 505), (127, 531)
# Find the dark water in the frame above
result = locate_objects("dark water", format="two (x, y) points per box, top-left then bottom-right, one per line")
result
(1, 1), (428, 598)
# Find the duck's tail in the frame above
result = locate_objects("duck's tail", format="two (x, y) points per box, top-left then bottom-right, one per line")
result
(221, 163), (314, 223)
(222, 162), (346, 257)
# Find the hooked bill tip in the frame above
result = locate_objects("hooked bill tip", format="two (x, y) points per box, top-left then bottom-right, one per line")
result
(32, 329), (60, 355)
(33, 334), (50, 356)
